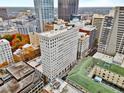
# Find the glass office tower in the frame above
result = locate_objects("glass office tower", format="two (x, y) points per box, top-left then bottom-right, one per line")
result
(34, 0), (54, 32)
(58, 0), (79, 21)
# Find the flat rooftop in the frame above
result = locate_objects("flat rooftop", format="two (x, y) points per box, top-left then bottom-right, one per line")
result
(0, 39), (9, 45)
(42, 78), (82, 93)
(0, 69), (9, 79)
(40, 26), (76, 38)
(0, 72), (35, 93)
(67, 57), (124, 93)
(93, 52), (113, 63)
(113, 53), (124, 65)
(80, 25), (96, 31)
(27, 57), (43, 73)
(7, 62), (34, 80)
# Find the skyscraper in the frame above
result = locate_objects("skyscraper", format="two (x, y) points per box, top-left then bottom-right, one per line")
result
(40, 27), (78, 80)
(34, 0), (54, 33)
(98, 7), (124, 55)
(92, 14), (104, 40)
(58, 0), (79, 21)
(98, 16), (114, 54)
(0, 8), (8, 20)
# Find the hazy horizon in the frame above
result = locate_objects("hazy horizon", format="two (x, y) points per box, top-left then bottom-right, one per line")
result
(0, 0), (124, 7)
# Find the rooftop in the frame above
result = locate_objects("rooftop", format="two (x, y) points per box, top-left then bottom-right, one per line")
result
(79, 32), (89, 38)
(40, 26), (76, 38)
(93, 52), (113, 63)
(0, 39), (9, 45)
(42, 78), (82, 93)
(0, 72), (35, 93)
(113, 53), (124, 65)
(93, 14), (104, 18)
(80, 25), (96, 31)
(67, 57), (124, 93)
(0, 69), (9, 79)
(7, 62), (34, 80)
(27, 57), (43, 73)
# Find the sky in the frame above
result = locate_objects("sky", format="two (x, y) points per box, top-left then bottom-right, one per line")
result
(0, 0), (124, 7)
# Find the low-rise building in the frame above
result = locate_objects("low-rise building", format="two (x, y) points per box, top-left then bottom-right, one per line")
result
(94, 52), (124, 67)
(79, 25), (96, 49)
(0, 62), (44, 93)
(67, 57), (124, 93)
(13, 44), (40, 62)
(91, 65), (124, 89)
(0, 27), (18, 37)
(29, 32), (40, 47)
(42, 78), (82, 93)
(0, 39), (13, 67)
(93, 52), (113, 63)
(113, 53), (124, 67)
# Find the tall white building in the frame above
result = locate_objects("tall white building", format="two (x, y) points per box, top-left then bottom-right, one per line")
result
(40, 27), (78, 80)
(98, 7), (124, 55)
(0, 39), (13, 64)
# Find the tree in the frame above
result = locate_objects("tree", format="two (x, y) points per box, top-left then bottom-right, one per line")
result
(3, 34), (13, 42)
(16, 34), (22, 41)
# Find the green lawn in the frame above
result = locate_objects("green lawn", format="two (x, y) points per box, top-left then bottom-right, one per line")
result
(67, 57), (123, 93)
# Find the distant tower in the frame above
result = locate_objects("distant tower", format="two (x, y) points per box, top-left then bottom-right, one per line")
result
(34, 0), (54, 33)
(58, 0), (79, 21)
(0, 8), (8, 20)
(92, 14), (104, 40)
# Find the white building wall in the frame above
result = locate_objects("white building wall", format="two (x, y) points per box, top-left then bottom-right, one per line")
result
(0, 39), (13, 64)
(40, 27), (78, 80)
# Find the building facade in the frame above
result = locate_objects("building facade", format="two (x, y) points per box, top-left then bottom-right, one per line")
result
(77, 32), (89, 59)
(40, 27), (78, 80)
(92, 14), (104, 40)
(58, 0), (79, 21)
(14, 20), (37, 35)
(29, 32), (40, 47)
(90, 66), (124, 89)
(0, 62), (44, 93)
(0, 39), (13, 64)
(98, 16), (114, 54)
(98, 7), (124, 55)
(34, 0), (54, 32)
(79, 25), (96, 49)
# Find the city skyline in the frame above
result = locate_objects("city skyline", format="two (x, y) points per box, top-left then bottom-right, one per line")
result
(0, 0), (124, 7)
(0, 0), (124, 92)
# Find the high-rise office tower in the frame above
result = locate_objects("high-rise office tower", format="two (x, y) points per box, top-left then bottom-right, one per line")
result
(40, 27), (78, 80)
(0, 39), (13, 64)
(0, 8), (8, 20)
(98, 7), (124, 55)
(98, 16), (114, 54)
(34, 0), (54, 33)
(92, 14), (104, 40)
(58, 0), (79, 21)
